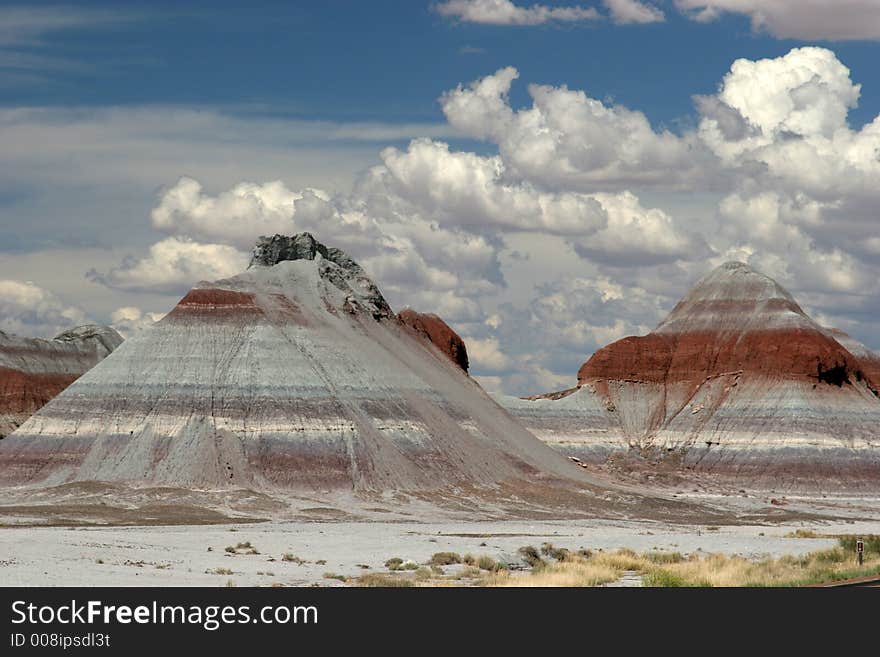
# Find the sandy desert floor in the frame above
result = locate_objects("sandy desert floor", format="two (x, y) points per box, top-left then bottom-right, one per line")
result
(1, 507), (878, 586)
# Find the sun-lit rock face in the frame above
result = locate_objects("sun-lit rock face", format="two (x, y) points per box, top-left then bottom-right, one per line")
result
(0, 325), (122, 437)
(0, 234), (588, 496)
(499, 262), (880, 492)
(397, 309), (469, 373)
(579, 262), (865, 386)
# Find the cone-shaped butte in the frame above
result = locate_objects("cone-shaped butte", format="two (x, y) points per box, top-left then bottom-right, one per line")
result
(0, 234), (637, 518)
(499, 262), (880, 492)
(0, 325), (122, 438)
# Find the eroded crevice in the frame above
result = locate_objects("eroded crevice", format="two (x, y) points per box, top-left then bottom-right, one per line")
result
(816, 363), (849, 387)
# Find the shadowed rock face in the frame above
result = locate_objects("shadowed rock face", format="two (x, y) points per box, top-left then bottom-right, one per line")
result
(826, 328), (880, 392)
(398, 309), (469, 373)
(0, 325), (123, 437)
(0, 234), (601, 501)
(498, 262), (880, 492)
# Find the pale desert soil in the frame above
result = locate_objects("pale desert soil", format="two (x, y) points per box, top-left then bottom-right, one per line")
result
(1, 512), (878, 587)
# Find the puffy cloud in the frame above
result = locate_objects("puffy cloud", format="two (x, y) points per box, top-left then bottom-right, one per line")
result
(109, 306), (165, 338)
(464, 336), (511, 371)
(106, 132), (702, 325)
(375, 138), (608, 234)
(151, 177), (301, 248)
(574, 191), (710, 265)
(88, 237), (248, 294)
(603, 0), (665, 24)
(697, 48), (880, 281)
(0, 279), (88, 338)
(676, 1), (880, 41)
(83, 47), (880, 394)
(697, 48), (869, 171)
(441, 67), (714, 191)
(434, 0), (599, 25)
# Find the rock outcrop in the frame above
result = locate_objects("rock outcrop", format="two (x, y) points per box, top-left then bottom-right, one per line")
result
(398, 309), (469, 373)
(498, 262), (880, 492)
(0, 325), (123, 437)
(826, 328), (880, 392)
(0, 234), (604, 502)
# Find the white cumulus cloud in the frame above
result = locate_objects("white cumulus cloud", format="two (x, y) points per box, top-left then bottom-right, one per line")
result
(109, 306), (165, 338)
(434, 0), (599, 25)
(603, 0), (664, 24)
(441, 67), (714, 191)
(0, 279), (88, 338)
(88, 237), (249, 294)
(676, 1), (880, 41)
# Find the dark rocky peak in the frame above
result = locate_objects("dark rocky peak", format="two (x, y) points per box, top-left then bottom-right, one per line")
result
(249, 233), (329, 267)
(249, 233), (392, 320)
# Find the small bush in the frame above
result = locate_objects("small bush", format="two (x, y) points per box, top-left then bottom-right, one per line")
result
(540, 543), (570, 561)
(837, 535), (880, 555)
(323, 572), (347, 582)
(462, 554), (476, 566)
(454, 566), (482, 580)
(812, 547), (847, 564)
(643, 570), (687, 587)
(429, 552), (462, 566)
(786, 529), (820, 539)
(282, 553), (305, 564)
(356, 574), (414, 587)
(477, 555), (499, 571)
(385, 557), (404, 570)
(518, 546), (544, 569)
(645, 552), (685, 565)
(211, 567), (234, 575)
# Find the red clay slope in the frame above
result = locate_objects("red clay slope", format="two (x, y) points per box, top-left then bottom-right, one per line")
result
(579, 262), (869, 390)
(0, 325), (123, 437)
(500, 261), (880, 492)
(398, 309), (469, 373)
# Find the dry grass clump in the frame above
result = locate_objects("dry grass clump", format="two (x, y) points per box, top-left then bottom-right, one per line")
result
(477, 555), (501, 572)
(429, 552), (462, 566)
(483, 541), (880, 587)
(339, 538), (880, 587)
(540, 542), (570, 561)
(355, 573), (415, 587)
(591, 548), (653, 572)
(518, 546), (544, 569)
(643, 546), (880, 587)
(785, 529), (821, 539)
(282, 553), (305, 564)
(644, 551), (686, 565)
(837, 535), (880, 555)
(225, 542), (259, 555)
(486, 558), (619, 587)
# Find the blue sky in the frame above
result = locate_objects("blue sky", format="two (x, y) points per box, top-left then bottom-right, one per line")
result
(8, 1), (880, 126)
(2, 1), (880, 393)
